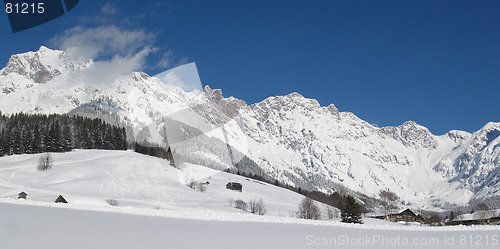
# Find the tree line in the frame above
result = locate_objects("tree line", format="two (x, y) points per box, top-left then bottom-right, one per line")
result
(0, 112), (127, 156)
(133, 142), (175, 165)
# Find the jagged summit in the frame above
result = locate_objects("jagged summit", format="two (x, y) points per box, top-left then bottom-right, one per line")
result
(1, 46), (90, 84)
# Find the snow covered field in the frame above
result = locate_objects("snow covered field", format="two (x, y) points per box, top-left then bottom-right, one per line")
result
(1, 200), (500, 249)
(0, 150), (499, 249)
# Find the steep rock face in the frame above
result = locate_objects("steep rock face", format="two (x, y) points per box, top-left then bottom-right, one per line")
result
(0, 46), (90, 86)
(204, 85), (246, 118)
(379, 121), (438, 149)
(434, 123), (500, 197)
(237, 94), (453, 204)
(1, 47), (499, 209)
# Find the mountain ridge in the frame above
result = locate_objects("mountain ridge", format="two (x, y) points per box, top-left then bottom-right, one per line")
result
(1, 46), (499, 210)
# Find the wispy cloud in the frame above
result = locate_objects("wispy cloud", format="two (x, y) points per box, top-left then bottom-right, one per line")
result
(157, 50), (174, 68)
(157, 49), (188, 69)
(48, 2), (188, 85)
(50, 25), (155, 85)
(100, 2), (118, 15)
(51, 25), (155, 60)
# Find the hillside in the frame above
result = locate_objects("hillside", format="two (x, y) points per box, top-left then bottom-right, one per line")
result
(0, 150), (305, 216)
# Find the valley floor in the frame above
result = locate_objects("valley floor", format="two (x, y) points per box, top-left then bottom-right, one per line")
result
(1, 200), (500, 249)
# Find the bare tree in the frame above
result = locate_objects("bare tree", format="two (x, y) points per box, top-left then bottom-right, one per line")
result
(426, 212), (443, 226)
(198, 182), (207, 192)
(379, 189), (399, 217)
(234, 199), (247, 211)
(325, 204), (338, 219)
(188, 180), (197, 189)
(37, 153), (53, 171)
(249, 199), (266, 215)
(188, 180), (207, 192)
(297, 197), (321, 220)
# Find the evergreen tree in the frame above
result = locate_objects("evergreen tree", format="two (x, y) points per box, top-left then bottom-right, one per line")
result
(46, 122), (59, 152)
(0, 130), (5, 156)
(341, 195), (363, 224)
(11, 127), (22, 154)
(0, 113), (127, 156)
(32, 124), (42, 153)
(62, 124), (72, 151)
(23, 128), (33, 153)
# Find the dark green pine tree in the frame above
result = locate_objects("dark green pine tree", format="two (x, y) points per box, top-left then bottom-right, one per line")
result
(11, 127), (22, 154)
(110, 127), (119, 150)
(47, 121), (63, 152)
(61, 124), (72, 151)
(81, 126), (91, 149)
(341, 195), (363, 224)
(0, 130), (5, 156)
(0, 113), (128, 156)
(23, 128), (33, 154)
(103, 126), (113, 149)
(32, 124), (42, 153)
(119, 127), (127, 150)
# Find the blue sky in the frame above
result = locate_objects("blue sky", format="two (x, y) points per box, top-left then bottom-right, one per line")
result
(0, 0), (499, 135)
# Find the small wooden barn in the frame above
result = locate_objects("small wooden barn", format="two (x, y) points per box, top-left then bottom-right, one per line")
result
(446, 216), (500, 226)
(18, 191), (27, 199)
(55, 195), (68, 203)
(388, 208), (426, 223)
(226, 182), (242, 192)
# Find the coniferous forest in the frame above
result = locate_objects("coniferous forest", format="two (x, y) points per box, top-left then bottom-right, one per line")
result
(0, 112), (127, 157)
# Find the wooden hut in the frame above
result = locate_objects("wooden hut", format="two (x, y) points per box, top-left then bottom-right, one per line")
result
(226, 182), (242, 192)
(18, 191), (27, 199)
(55, 195), (68, 203)
(388, 208), (426, 223)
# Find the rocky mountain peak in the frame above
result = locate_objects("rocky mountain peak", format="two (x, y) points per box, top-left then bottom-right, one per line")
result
(326, 104), (340, 119)
(0, 46), (90, 84)
(378, 120), (438, 149)
(203, 85), (246, 118)
(204, 85), (223, 102)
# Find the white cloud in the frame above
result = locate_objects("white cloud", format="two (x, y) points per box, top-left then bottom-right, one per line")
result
(76, 47), (152, 87)
(157, 49), (189, 69)
(51, 25), (155, 60)
(100, 2), (118, 15)
(50, 25), (156, 85)
(157, 50), (174, 68)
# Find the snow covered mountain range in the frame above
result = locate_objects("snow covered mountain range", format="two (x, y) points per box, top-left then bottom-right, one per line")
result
(1, 46), (499, 210)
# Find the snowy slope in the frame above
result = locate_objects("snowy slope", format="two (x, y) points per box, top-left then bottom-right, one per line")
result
(0, 150), (308, 217)
(1, 47), (499, 209)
